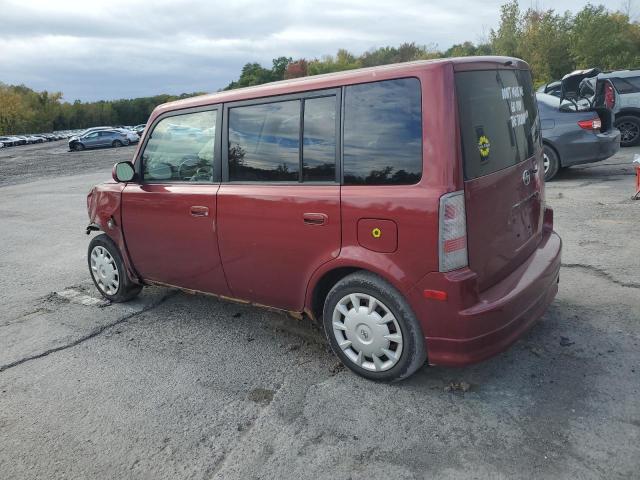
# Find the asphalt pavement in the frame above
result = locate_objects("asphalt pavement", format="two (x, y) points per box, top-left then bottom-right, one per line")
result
(0, 141), (638, 479)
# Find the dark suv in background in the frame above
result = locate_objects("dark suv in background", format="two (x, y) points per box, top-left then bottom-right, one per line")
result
(597, 70), (640, 147)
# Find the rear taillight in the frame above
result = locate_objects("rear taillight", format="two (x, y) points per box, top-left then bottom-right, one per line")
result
(604, 81), (615, 110)
(578, 118), (602, 131)
(438, 191), (468, 272)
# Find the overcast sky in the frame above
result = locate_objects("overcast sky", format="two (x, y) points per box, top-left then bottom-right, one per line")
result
(0, 0), (622, 102)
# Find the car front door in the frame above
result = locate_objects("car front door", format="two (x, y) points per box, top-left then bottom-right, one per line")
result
(217, 91), (341, 311)
(83, 132), (100, 147)
(120, 107), (230, 295)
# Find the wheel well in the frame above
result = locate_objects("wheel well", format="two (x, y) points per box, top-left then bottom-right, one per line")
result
(542, 141), (561, 167)
(310, 267), (361, 321)
(615, 109), (640, 119)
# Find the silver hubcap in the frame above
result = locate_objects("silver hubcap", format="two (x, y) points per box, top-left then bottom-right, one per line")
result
(90, 246), (119, 295)
(332, 293), (403, 372)
(543, 152), (550, 173)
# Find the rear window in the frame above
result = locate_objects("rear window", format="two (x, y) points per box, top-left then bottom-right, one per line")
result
(456, 69), (539, 180)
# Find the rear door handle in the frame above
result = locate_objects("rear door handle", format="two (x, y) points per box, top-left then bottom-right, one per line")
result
(190, 206), (209, 217)
(303, 212), (328, 225)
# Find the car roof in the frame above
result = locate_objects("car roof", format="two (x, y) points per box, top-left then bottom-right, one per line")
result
(154, 56), (527, 115)
(598, 69), (640, 79)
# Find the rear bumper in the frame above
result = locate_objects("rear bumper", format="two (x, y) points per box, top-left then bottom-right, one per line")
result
(408, 230), (562, 366)
(559, 129), (620, 166)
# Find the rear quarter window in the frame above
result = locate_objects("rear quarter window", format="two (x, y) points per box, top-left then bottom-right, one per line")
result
(456, 69), (540, 180)
(343, 78), (422, 185)
(610, 76), (640, 94)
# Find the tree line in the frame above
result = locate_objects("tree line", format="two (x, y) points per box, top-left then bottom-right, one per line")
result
(1, 2), (638, 135)
(0, 84), (202, 135)
(226, 3), (639, 90)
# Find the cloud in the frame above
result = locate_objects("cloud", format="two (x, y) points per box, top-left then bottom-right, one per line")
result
(0, 0), (596, 101)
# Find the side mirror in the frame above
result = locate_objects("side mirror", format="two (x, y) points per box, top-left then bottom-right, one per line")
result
(112, 161), (136, 182)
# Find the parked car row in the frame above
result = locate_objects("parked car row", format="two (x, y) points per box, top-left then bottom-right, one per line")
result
(0, 132), (67, 147)
(1, 124), (146, 150)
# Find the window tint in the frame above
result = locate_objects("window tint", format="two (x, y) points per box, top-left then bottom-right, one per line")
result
(456, 69), (539, 180)
(303, 96), (336, 181)
(142, 110), (216, 182)
(343, 78), (422, 185)
(611, 76), (640, 94)
(228, 100), (300, 181)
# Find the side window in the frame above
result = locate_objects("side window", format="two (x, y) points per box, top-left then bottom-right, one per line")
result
(611, 76), (640, 94)
(228, 100), (300, 181)
(343, 78), (422, 185)
(303, 96), (336, 181)
(142, 110), (217, 182)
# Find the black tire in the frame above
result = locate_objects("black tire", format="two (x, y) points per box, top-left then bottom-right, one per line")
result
(322, 271), (426, 382)
(112, 140), (123, 148)
(88, 233), (142, 302)
(615, 115), (640, 147)
(543, 144), (560, 181)
(73, 143), (85, 151)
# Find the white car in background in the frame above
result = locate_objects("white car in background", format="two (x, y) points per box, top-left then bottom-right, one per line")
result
(117, 129), (140, 144)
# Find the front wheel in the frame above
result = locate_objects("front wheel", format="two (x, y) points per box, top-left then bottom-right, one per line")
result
(615, 116), (640, 147)
(112, 140), (123, 148)
(88, 234), (142, 302)
(543, 145), (560, 181)
(323, 271), (426, 382)
(73, 143), (85, 151)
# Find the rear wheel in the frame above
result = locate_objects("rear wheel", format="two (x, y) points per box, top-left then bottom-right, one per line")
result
(323, 271), (426, 382)
(88, 234), (142, 302)
(543, 144), (560, 181)
(615, 116), (640, 147)
(112, 140), (123, 148)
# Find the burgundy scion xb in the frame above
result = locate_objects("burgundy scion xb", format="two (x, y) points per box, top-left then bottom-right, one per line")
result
(86, 56), (561, 381)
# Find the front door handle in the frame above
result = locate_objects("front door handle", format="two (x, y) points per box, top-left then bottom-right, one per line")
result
(303, 212), (328, 225)
(190, 206), (209, 217)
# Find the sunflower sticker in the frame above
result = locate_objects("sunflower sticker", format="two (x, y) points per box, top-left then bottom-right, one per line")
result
(478, 135), (491, 158)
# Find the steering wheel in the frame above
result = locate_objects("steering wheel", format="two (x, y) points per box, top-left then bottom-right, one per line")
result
(178, 155), (211, 181)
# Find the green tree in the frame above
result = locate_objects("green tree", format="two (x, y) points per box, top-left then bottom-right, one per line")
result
(519, 9), (573, 84)
(490, 0), (521, 57)
(570, 5), (640, 70)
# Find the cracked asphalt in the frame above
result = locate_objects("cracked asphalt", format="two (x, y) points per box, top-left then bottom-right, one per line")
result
(0, 142), (638, 479)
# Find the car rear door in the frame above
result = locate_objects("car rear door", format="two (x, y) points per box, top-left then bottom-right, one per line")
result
(97, 131), (112, 146)
(455, 66), (544, 291)
(120, 107), (230, 295)
(216, 90), (341, 311)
